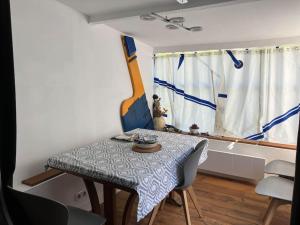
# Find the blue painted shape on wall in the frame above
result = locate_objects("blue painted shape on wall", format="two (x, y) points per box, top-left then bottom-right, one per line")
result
(124, 36), (136, 57)
(121, 94), (154, 132)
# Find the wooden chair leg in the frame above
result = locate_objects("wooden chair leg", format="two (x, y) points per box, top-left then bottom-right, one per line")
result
(187, 186), (203, 218)
(263, 198), (285, 225)
(179, 190), (192, 225)
(167, 191), (182, 207)
(122, 192), (137, 225)
(148, 203), (161, 225)
(160, 198), (166, 211)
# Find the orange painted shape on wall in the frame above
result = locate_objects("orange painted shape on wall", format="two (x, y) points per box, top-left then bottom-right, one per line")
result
(120, 36), (145, 116)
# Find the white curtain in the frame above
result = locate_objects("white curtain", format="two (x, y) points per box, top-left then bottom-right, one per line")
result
(154, 47), (300, 144)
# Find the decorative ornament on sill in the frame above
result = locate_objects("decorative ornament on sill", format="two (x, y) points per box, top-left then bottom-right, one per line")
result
(153, 94), (168, 131)
(189, 123), (200, 135)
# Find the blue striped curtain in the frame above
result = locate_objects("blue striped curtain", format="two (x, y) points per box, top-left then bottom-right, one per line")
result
(154, 47), (300, 144)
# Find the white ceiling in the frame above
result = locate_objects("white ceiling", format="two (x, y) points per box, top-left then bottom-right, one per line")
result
(58, 0), (237, 22)
(57, 0), (300, 52)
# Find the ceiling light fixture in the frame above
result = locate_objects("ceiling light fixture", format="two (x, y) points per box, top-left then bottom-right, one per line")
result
(139, 12), (203, 33)
(140, 14), (156, 21)
(177, 0), (188, 4)
(187, 26), (203, 32)
(166, 24), (179, 30)
(169, 17), (185, 24)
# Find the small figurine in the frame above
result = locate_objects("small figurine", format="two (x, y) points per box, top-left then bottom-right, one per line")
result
(164, 124), (182, 133)
(152, 94), (168, 131)
(189, 124), (200, 135)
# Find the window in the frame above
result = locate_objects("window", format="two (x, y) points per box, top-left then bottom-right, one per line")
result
(154, 47), (300, 144)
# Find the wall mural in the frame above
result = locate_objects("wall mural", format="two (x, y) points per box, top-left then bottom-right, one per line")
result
(120, 36), (154, 132)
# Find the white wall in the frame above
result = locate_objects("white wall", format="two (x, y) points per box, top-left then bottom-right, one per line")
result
(10, 0), (153, 202)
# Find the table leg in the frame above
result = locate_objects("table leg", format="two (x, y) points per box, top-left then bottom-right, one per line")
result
(103, 183), (116, 225)
(122, 192), (137, 225)
(83, 179), (102, 215)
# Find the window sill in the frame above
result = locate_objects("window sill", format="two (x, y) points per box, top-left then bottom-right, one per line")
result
(171, 131), (296, 150)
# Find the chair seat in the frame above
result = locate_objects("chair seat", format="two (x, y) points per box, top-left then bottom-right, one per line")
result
(264, 160), (295, 178)
(255, 176), (294, 202)
(67, 207), (106, 225)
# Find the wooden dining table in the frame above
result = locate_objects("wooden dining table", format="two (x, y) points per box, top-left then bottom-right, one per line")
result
(47, 129), (208, 225)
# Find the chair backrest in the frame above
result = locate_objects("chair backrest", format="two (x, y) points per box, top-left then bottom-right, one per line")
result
(178, 139), (208, 189)
(0, 172), (14, 225)
(7, 187), (69, 225)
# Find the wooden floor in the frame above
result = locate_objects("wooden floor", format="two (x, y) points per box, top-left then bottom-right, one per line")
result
(113, 174), (291, 225)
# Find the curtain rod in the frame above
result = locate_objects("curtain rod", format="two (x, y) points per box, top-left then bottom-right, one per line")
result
(154, 45), (300, 57)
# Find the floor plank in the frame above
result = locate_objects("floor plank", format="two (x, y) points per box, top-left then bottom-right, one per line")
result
(113, 174), (291, 225)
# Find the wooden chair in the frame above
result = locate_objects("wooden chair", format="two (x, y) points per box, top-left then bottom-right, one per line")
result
(255, 176), (294, 225)
(148, 140), (208, 225)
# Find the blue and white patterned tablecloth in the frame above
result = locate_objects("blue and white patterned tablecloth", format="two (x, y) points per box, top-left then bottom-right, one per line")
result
(47, 129), (208, 221)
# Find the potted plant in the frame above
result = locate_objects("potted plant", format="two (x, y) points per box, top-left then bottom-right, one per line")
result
(189, 124), (199, 135)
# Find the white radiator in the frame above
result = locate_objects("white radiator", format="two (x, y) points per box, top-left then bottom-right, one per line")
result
(199, 139), (296, 182)
(199, 149), (265, 182)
